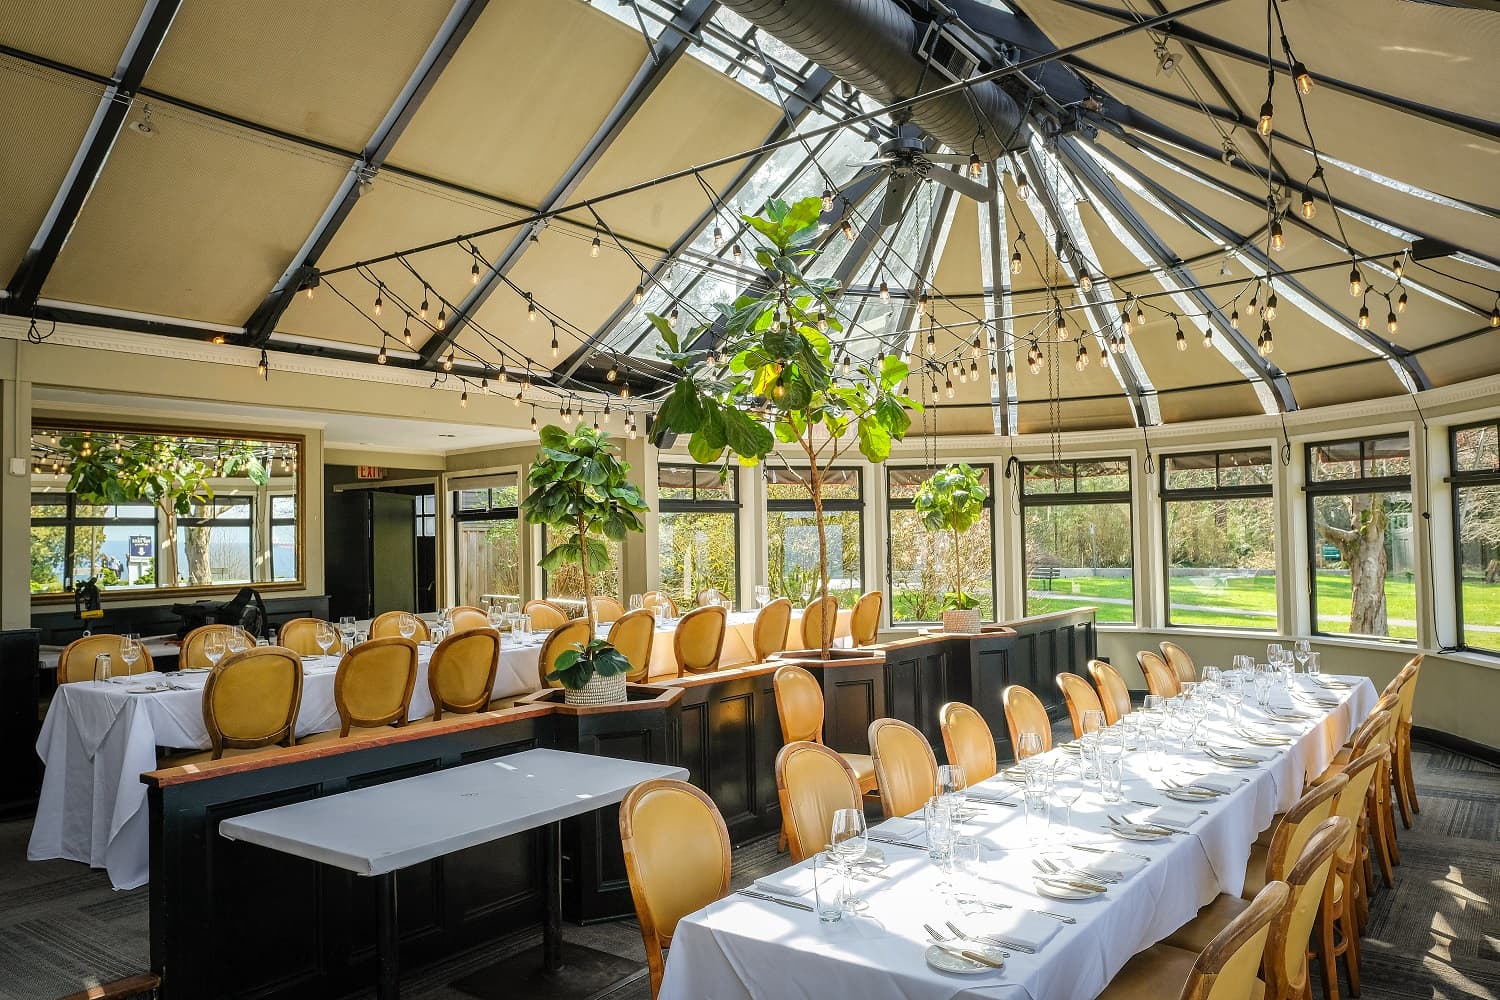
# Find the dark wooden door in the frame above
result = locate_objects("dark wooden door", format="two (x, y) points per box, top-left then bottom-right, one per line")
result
(370, 492), (417, 614)
(325, 491), (372, 619)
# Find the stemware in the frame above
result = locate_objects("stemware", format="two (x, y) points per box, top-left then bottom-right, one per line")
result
(227, 629), (249, 656)
(754, 584), (770, 608)
(1294, 639), (1311, 672)
(315, 622), (336, 657)
(1015, 732), (1044, 765)
(398, 612), (417, 640)
(830, 808), (868, 911)
(629, 594), (644, 612)
(487, 603), (505, 628)
(937, 763), (968, 810)
(120, 634), (142, 675)
(1053, 763), (1085, 838)
(204, 633), (227, 667)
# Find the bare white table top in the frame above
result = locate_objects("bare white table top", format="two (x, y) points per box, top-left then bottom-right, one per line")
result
(218, 749), (687, 876)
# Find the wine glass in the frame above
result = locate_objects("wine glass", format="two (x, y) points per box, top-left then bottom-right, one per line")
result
(227, 629), (249, 656)
(829, 808), (868, 912)
(487, 602), (505, 628)
(315, 622), (336, 657)
(204, 633), (226, 668)
(1053, 762), (1085, 839)
(754, 584), (770, 608)
(120, 634), (142, 675)
(1015, 731), (1044, 765)
(629, 594), (644, 612)
(1294, 639), (1311, 672)
(937, 763), (968, 810)
(398, 612), (417, 640)
(1265, 643), (1284, 667)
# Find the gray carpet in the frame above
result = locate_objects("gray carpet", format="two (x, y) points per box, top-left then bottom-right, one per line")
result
(2, 740), (1495, 1000)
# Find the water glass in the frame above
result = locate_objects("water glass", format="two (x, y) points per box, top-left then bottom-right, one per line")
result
(1266, 643), (1284, 665)
(1144, 727), (1165, 772)
(830, 807), (868, 911)
(812, 853), (844, 922)
(924, 796), (956, 864)
(1023, 788), (1051, 845)
(937, 764), (968, 810)
(518, 615), (533, 641)
(1095, 730), (1126, 802)
(949, 835), (981, 885)
(487, 603), (505, 628)
(1253, 671), (1273, 709)
(315, 622), (336, 656)
(1222, 673), (1245, 725)
(227, 629), (249, 656)
(398, 612), (417, 640)
(1305, 651), (1320, 677)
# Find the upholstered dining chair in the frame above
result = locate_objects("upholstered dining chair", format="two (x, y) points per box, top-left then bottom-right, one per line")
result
(868, 717), (938, 819)
(198, 647), (303, 761)
(619, 779), (731, 1000)
(673, 605), (728, 676)
(642, 591), (679, 618)
(775, 741), (862, 862)
(608, 609), (656, 683)
(369, 611), (431, 642)
(800, 595), (839, 651)
(1056, 671), (1106, 740)
(181, 624), (256, 669)
(939, 702), (998, 784)
(278, 617), (342, 657)
(56, 633), (155, 683)
(589, 596), (626, 624)
(849, 591), (883, 646)
(772, 665), (877, 795)
(522, 599), (569, 632)
(1097, 880), (1290, 1000)
(1159, 640), (1198, 685)
(448, 606), (490, 633)
(538, 618), (591, 689)
(751, 598), (793, 661)
(1001, 684), (1053, 759)
(1138, 649), (1182, 698)
(309, 636), (419, 739)
(1088, 658), (1133, 724)
(427, 628), (499, 720)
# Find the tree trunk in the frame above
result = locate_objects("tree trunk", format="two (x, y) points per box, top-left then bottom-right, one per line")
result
(1320, 494), (1389, 636)
(951, 526), (964, 607)
(578, 512), (595, 633)
(186, 525), (212, 587)
(809, 463), (832, 656)
(159, 503), (179, 587)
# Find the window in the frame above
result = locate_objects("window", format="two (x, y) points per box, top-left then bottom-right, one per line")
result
(1306, 436), (1414, 641)
(27, 425), (301, 596)
(1161, 448), (1277, 630)
(1453, 420), (1500, 653)
(766, 467), (863, 607)
(1021, 460), (1133, 624)
(887, 466), (995, 624)
(659, 465), (739, 610)
(453, 477), (521, 610)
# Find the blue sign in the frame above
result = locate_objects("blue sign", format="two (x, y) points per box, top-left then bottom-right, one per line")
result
(129, 535), (153, 559)
(1320, 543), (1340, 563)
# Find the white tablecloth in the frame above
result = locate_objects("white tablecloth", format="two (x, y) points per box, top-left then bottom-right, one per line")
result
(28, 639), (543, 890)
(659, 673), (1377, 1000)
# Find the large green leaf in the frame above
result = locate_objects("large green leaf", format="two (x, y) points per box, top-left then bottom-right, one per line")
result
(657, 379), (705, 432)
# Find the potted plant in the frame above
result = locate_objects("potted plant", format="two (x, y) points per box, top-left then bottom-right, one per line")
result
(652, 196), (920, 657)
(913, 463), (989, 633)
(521, 424), (648, 704)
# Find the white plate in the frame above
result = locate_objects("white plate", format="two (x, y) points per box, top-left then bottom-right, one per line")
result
(1209, 757), (1262, 769)
(1164, 788), (1219, 803)
(1033, 877), (1102, 899)
(1109, 825), (1170, 842)
(924, 943), (1006, 974)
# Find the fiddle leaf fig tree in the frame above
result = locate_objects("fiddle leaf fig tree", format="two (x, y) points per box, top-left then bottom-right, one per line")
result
(913, 463), (989, 612)
(521, 424), (649, 635)
(651, 196), (921, 653)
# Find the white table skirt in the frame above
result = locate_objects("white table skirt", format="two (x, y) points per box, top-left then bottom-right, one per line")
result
(659, 673), (1377, 1000)
(28, 638), (543, 891)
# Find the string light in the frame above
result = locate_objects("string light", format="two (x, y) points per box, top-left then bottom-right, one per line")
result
(1174, 318), (1186, 351)
(1099, 344), (1109, 369)
(530, 410), (538, 432)
(591, 233), (601, 258)
(821, 187), (834, 212)
(878, 278), (890, 303)
(1387, 300), (1399, 335)
(1257, 97), (1273, 136)
(712, 224), (723, 249)
(1230, 307), (1240, 329)
(444, 349), (454, 371)
(732, 243), (743, 264)
(526, 294), (537, 322)
(817, 309), (828, 333)
(1396, 289), (1407, 314)
(470, 251), (480, 285)
(1269, 219), (1285, 252)
(1015, 170), (1030, 200)
(550, 329), (559, 357)
(403, 316), (412, 346)
(917, 291), (930, 316)
(1264, 291), (1278, 321)
(1079, 271), (1093, 293)
(1010, 243), (1022, 275)
(668, 306), (679, 330)
(621, 382), (631, 400)
(460, 389), (468, 408)
(377, 343), (388, 364)
(1300, 183), (1316, 220)
(419, 287), (429, 319)
(968, 152), (982, 179)
(1348, 264), (1363, 297)
(1134, 304), (1145, 329)
(373, 284), (383, 317)
(606, 365), (618, 382)
(1491, 300), (1500, 327)
(944, 375), (954, 398)
(257, 350), (269, 380)
(925, 328), (936, 355)
(841, 218), (856, 241)
(1358, 298), (1370, 329)
(436, 304), (447, 330)
(633, 279), (645, 305)
(1392, 256), (1404, 279)
(1291, 59), (1313, 95)
(1202, 326), (1213, 348)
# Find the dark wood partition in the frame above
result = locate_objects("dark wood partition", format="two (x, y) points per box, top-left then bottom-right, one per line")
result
(0, 628), (42, 817)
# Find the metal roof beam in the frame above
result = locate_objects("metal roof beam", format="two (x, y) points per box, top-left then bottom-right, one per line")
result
(977, 173), (1014, 434)
(4, 0), (182, 313)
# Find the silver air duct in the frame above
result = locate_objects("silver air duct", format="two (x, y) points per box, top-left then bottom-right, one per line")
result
(720, 0), (1028, 159)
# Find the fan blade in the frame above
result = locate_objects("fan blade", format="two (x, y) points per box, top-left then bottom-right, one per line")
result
(925, 152), (974, 165)
(846, 158), (894, 168)
(927, 167), (995, 203)
(881, 173), (917, 227)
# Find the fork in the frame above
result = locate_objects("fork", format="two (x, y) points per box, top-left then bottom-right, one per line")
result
(945, 920), (1034, 956)
(1035, 856), (1117, 885)
(924, 924), (1010, 963)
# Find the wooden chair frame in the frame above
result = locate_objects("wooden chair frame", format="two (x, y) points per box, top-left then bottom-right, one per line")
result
(1001, 684), (1053, 757)
(369, 611), (431, 642)
(333, 636), (418, 736)
(427, 628), (500, 720)
(1088, 658), (1132, 725)
(1056, 671), (1105, 740)
(57, 634), (155, 683)
(609, 608), (657, 683)
(673, 605), (728, 676)
(868, 717), (938, 819)
(203, 647), (303, 759)
(751, 598), (793, 661)
(775, 740), (862, 863)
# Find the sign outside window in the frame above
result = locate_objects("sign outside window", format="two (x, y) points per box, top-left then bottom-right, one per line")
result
(128, 535), (153, 559)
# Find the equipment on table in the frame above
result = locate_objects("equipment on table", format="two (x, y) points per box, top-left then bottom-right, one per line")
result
(172, 587), (267, 639)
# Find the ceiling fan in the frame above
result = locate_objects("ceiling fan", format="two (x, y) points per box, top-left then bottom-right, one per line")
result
(845, 123), (995, 227)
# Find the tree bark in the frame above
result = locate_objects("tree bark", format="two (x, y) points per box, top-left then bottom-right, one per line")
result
(951, 526), (964, 607)
(808, 462), (832, 656)
(1318, 494), (1389, 636)
(578, 511), (595, 633)
(186, 526), (212, 587)
(158, 503), (179, 588)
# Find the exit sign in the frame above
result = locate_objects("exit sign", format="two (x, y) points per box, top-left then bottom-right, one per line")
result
(357, 466), (385, 480)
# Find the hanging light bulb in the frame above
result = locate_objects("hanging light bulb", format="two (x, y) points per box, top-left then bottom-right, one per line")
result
(944, 376), (955, 398)
(841, 218), (856, 241)
(621, 381), (631, 399)
(420, 287), (429, 319)
(377, 343), (388, 364)
(878, 278), (890, 303)
(1291, 60), (1313, 95)
(1202, 327), (1213, 348)
(1387, 307), (1399, 335)
(1257, 99), (1273, 136)
(1358, 302), (1370, 329)
(1055, 308), (1067, 336)
(603, 404), (611, 425)
(817, 310), (828, 333)
(1264, 292), (1278, 321)
(822, 187), (834, 212)
(1396, 290), (1408, 314)
(257, 350), (269, 380)
(373, 284), (383, 317)
(513, 388), (523, 407)
(968, 152), (982, 180)
(633, 280), (645, 305)
(1393, 256), (1404, 279)
(1016, 170), (1030, 200)
(1270, 219), (1285, 252)
(530, 412), (538, 432)
(526, 294), (536, 322)
(436, 305), (447, 330)
(1074, 345), (1086, 371)
(403, 317), (413, 346)
(1135, 305), (1145, 328)
(1175, 325), (1186, 351)
(1010, 245), (1022, 275)
(304, 284), (314, 300)
(1005, 356), (1014, 380)
(925, 329), (936, 355)
(606, 365), (618, 383)
(1099, 344), (1109, 369)
(1348, 264), (1363, 296)
(444, 349), (454, 371)
(668, 306), (679, 330)
(550, 329), (559, 357)
(460, 389), (468, 408)
(732, 243), (743, 264)
(918, 291), (930, 316)
(971, 335), (982, 359)
(1263, 327), (1274, 355)
(1079, 271), (1093, 293)
(591, 233), (601, 257)
(471, 255), (480, 285)
(957, 361), (967, 384)
(1301, 183), (1316, 220)
(712, 224), (723, 249)
(1491, 302), (1500, 328)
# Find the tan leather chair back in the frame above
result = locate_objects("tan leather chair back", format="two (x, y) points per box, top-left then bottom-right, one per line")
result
(589, 596), (625, 624)
(801, 595), (839, 650)
(609, 609), (656, 683)
(849, 591), (882, 646)
(279, 617), (342, 657)
(773, 664), (826, 745)
(869, 718), (938, 819)
(1137, 650), (1181, 698)
(181, 624), (256, 669)
(449, 606), (490, 633)
(1265, 773), (1345, 883)
(523, 600), (569, 632)
(1002, 685), (1052, 758)
(674, 605), (727, 675)
(620, 779), (731, 999)
(57, 634), (154, 683)
(204, 647), (303, 759)
(369, 611), (431, 642)
(428, 628), (499, 720)
(939, 702), (997, 783)
(333, 637), (418, 736)
(1159, 640), (1197, 686)
(1088, 658), (1132, 724)
(1189, 881), (1291, 1000)
(1266, 817), (1348, 1000)
(776, 741), (861, 862)
(1056, 671), (1105, 740)
(752, 598), (793, 661)
(643, 591), (679, 618)
(539, 619), (592, 689)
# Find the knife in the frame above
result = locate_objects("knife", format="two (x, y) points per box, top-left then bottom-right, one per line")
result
(1035, 875), (1106, 893)
(735, 889), (814, 911)
(929, 939), (1006, 968)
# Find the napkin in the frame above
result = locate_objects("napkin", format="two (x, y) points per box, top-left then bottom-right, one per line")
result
(752, 866), (816, 898)
(1073, 852), (1147, 879)
(1190, 775), (1240, 795)
(1208, 746), (1273, 763)
(875, 817), (925, 842)
(966, 908), (1063, 951)
(1146, 804), (1203, 830)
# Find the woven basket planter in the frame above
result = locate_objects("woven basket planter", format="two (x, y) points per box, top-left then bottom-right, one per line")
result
(563, 670), (627, 707)
(941, 608), (983, 634)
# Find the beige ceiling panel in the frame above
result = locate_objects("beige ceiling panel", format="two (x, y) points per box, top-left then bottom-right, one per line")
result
(388, 0), (649, 207)
(1290, 254), (1476, 353)
(1415, 338), (1500, 389)
(144, 1), (451, 152)
(1011, 0), (1198, 108)
(932, 199), (983, 296)
(45, 107), (346, 325)
(1289, 362), (1406, 409)
(1017, 396), (1134, 435)
(1127, 311), (1248, 392)
(0, 59), (101, 277)
(1157, 383), (1262, 425)
(571, 56), (781, 247)
(0, 0), (144, 76)
(1095, 134), (1268, 240)
(930, 405), (1004, 436)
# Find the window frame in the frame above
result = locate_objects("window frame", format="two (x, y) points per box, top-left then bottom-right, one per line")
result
(1018, 458), (1134, 625)
(1159, 447), (1276, 631)
(658, 464), (742, 606)
(31, 493), (160, 594)
(453, 482), (521, 606)
(173, 494), (255, 589)
(886, 463), (997, 625)
(764, 465), (865, 598)
(1304, 435), (1414, 642)
(1449, 419), (1500, 654)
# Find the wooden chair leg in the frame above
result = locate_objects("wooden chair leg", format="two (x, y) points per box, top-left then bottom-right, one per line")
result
(1317, 907), (1341, 1000)
(1399, 725), (1420, 816)
(1393, 755), (1413, 830)
(1344, 911), (1362, 997)
(1381, 768), (1401, 867)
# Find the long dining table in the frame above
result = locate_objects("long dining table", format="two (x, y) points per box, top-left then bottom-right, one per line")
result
(28, 636), (543, 890)
(659, 671), (1377, 1000)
